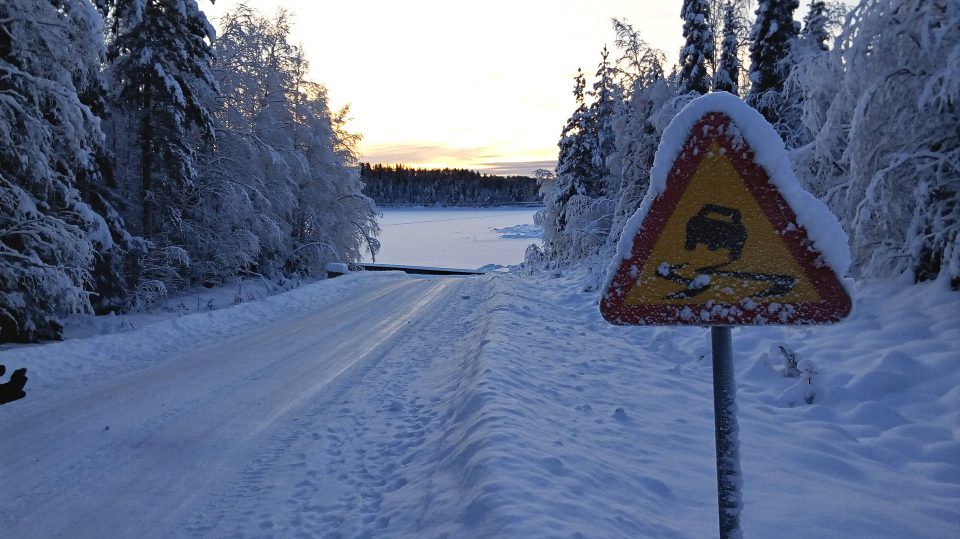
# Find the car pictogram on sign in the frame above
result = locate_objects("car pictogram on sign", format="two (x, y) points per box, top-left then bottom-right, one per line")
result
(684, 204), (746, 261)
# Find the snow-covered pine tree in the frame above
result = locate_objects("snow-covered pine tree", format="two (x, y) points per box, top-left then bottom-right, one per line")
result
(1, 0), (115, 341)
(103, 0), (219, 298)
(799, 0), (959, 286)
(555, 70), (594, 191)
(542, 58), (622, 264)
(678, 0), (715, 95)
(77, 108), (139, 315)
(544, 69), (592, 251)
(776, 0), (843, 149)
(799, 1), (830, 52)
(77, 2), (139, 314)
(747, 0), (800, 123)
(713, 2), (741, 94)
(589, 46), (618, 196)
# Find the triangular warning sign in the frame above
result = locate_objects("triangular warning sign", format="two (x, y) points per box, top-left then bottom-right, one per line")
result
(601, 96), (851, 326)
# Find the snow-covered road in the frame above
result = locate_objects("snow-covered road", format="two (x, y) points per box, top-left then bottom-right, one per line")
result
(0, 276), (466, 537)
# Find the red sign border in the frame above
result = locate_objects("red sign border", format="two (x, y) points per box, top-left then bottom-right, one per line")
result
(601, 112), (852, 326)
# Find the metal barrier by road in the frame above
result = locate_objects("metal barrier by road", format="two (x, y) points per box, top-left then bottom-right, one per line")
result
(356, 263), (486, 276)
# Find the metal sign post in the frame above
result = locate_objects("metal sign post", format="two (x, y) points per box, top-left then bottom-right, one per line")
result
(711, 326), (741, 538)
(599, 94), (852, 537)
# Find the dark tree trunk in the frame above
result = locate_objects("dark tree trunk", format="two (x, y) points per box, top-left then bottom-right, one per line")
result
(140, 81), (153, 237)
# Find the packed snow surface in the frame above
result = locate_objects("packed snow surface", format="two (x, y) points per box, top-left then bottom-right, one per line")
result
(1, 267), (957, 537)
(366, 207), (541, 269)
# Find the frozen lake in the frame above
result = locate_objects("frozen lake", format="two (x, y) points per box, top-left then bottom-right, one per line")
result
(363, 207), (543, 269)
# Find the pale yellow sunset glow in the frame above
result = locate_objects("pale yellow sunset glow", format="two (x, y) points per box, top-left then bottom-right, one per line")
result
(202, 1), (688, 176)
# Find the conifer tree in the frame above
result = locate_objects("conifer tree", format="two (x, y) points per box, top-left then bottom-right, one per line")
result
(800, 1), (830, 52)
(555, 69), (593, 200)
(74, 34), (138, 314)
(589, 47), (618, 196)
(777, 0), (842, 149)
(101, 0), (219, 301)
(543, 69), (592, 254)
(103, 0), (218, 247)
(678, 0), (715, 95)
(747, 0), (800, 121)
(713, 2), (741, 94)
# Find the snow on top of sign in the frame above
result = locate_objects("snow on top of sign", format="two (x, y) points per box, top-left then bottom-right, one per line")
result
(603, 92), (852, 301)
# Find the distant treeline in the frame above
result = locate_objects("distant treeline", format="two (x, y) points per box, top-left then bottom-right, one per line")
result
(360, 163), (541, 206)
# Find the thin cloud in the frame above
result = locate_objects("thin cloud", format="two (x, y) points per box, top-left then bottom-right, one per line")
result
(361, 143), (496, 166)
(477, 160), (557, 177)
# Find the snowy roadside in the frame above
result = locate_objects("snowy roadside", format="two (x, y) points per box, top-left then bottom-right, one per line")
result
(453, 269), (959, 536)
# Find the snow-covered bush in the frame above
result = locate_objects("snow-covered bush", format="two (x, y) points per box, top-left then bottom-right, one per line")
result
(605, 82), (690, 262)
(204, 7), (379, 281)
(797, 0), (959, 285)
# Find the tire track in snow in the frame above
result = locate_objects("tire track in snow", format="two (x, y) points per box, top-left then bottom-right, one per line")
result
(186, 276), (486, 537)
(0, 277), (460, 538)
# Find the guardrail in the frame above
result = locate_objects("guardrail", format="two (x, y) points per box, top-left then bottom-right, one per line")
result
(356, 263), (486, 276)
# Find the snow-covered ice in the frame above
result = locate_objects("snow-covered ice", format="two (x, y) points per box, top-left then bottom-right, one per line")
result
(494, 223), (543, 240)
(364, 207), (542, 269)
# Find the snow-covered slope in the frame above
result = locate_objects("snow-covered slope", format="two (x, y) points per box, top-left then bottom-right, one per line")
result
(1, 271), (957, 537)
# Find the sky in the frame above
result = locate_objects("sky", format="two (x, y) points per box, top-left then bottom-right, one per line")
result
(199, 1), (688, 176)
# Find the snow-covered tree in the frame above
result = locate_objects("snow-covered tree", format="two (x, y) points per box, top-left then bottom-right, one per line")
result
(678, 0), (714, 95)
(1, 0), (115, 341)
(701, 0), (752, 82)
(799, 1), (830, 52)
(605, 80), (685, 260)
(542, 54), (624, 264)
(189, 6), (297, 284)
(199, 6), (378, 280)
(555, 69), (593, 191)
(713, 2), (741, 94)
(537, 20), (691, 269)
(544, 69), (591, 250)
(603, 21), (675, 259)
(103, 0), (219, 295)
(590, 46), (618, 192)
(747, 0), (800, 123)
(287, 79), (380, 273)
(797, 0), (959, 285)
(611, 18), (666, 97)
(775, 0), (847, 149)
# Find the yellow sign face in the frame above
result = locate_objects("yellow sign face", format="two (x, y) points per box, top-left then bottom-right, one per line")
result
(624, 143), (821, 307)
(602, 107), (851, 326)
